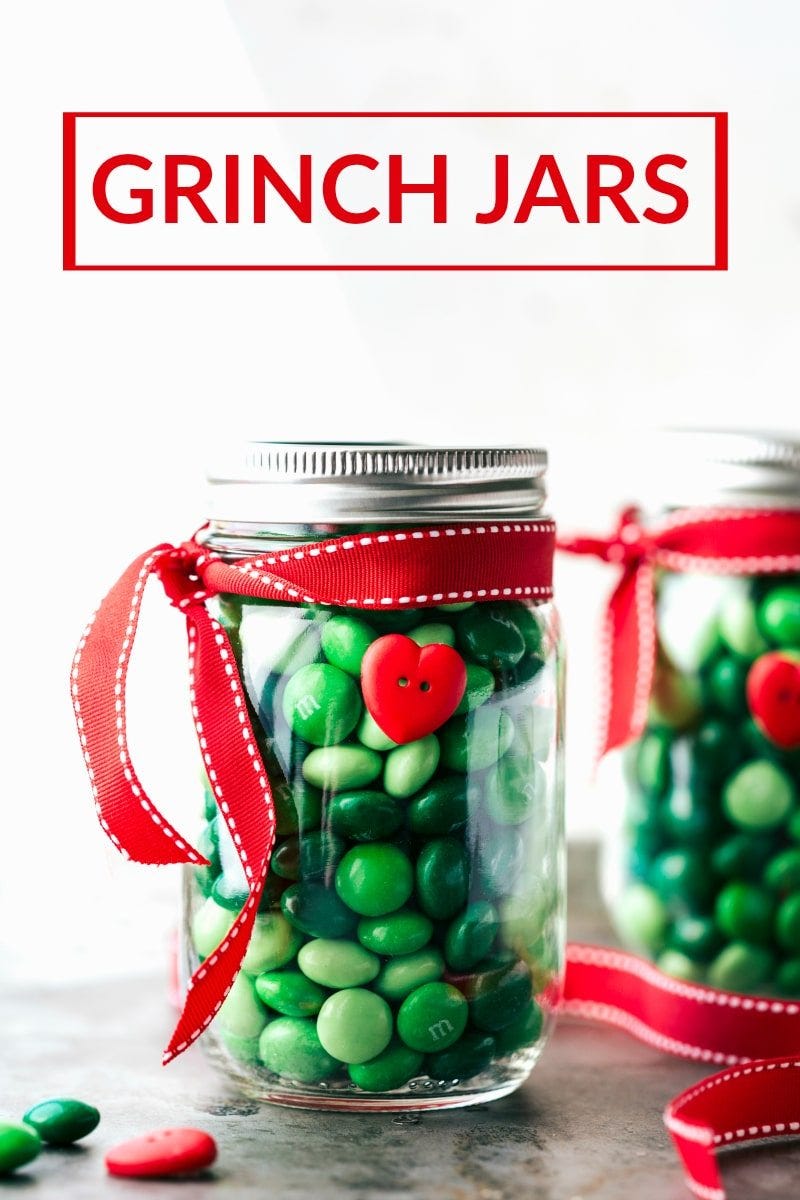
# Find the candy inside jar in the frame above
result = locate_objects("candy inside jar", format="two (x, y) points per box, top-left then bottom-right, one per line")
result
(182, 444), (564, 1110)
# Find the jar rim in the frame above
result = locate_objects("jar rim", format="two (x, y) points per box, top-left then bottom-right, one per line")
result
(205, 442), (548, 524)
(639, 429), (800, 511)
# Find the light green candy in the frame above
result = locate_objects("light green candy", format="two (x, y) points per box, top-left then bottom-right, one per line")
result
(409, 622), (456, 647)
(384, 735), (440, 798)
(719, 582), (769, 659)
(191, 896), (236, 958)
(440, 708), (515, 772)
(320, 615), (377, 675)
(259, 1017), (340, 1083)
(303, 745), (383, 790)
(437, 601), (474, 612)
(218, 973), (268, 1039)
(375, 948), (445, 1001)
(298, 939), (380, 988)
(357, 710), (398, 752)
(723, 760), (796, 831)
(242, 912), (304, 975)
(316, 988), (394, 1064)
(656, 950), (705, 982)
(612, 883), (669, 954)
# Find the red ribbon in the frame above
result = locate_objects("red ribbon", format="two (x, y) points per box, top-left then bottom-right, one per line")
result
(72, 516), (800, 1198)
(558, 506), (800, 757)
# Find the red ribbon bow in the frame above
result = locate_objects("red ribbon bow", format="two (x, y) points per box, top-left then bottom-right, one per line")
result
(559, 506), (800, 758)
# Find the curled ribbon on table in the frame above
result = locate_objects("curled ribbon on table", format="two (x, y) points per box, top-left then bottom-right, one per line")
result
(72, 514), (800, 1200)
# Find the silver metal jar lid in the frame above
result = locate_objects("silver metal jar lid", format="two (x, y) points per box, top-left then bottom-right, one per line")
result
(641, 429), (800, 510)
(205, 442), (548, 525)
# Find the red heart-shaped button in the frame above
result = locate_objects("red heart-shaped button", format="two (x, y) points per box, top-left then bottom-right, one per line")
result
(746, 651), (800, 751)
(361, 634), (467, 745)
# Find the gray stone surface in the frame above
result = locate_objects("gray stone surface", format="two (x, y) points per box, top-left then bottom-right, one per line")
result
(1, 845), (797, 1198)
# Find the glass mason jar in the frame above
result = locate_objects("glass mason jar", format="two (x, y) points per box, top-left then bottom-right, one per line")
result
(183, 443), (565, 1110)
(603, 432), (800, 998)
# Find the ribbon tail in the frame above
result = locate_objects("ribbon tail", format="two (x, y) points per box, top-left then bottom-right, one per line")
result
(163, 605), (276, 1064)
(600, 560), (656, 757)
(71, 545), (204, 866)
(664, 1056), (800, 1200)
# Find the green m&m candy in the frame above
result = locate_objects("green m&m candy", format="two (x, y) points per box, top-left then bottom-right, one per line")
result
(357, 910), (433, 957)
(282, 663), (362, 746)
(302, 745), (382, 790)
(409, 621), (456, 647)
(776, 893), (800, 952)
(281, 881), (357, 938)
(715, 883), (775, 945)
(656, 950), (705, 982)
(320, 615), (377, 675)
(457, 603), (526, 670)
(242, 912), (304, 975)
(218, 973), (268, 1039)
(486, 758), (544, 825)
(723, 760), (795, 831)
(335, 844), (414, 916)
(668, 915), (721, 963)
(258, 1017), (340, 1083)
(357, 710), (398, 752)
(494, 1001), (544, 1054)
(316, 989), (394, 1064)
(297, 939), (380, 989)
(254, 970), (328, 1017)
(706, 656), (749, 716)
(765, 848), (800, 895)
(454, 663), (495, 715)
(0, 1123), (41, 1175)
(707, 942), (775, 992)
(397, 982), (468, 1052)
(758, 584), (800, 648)
(440, 709), (515, 772)
(444, 901), (499, 970)
(650, 848), (715, 909)
(612, 883), (668, 953)
(719, 583), (769, 660)
(375, 948), (445, 1001)
(469, 961), (533, 1032)
(383, 735), (440, 798)
(348, 1042), (424, 1092)
(415, 838), (469, 920)
(22, 1099), (100, 1147)
(407, 776), (468, 837)
(427, 1031), (496, 1082)
(326, 790), (403, 842)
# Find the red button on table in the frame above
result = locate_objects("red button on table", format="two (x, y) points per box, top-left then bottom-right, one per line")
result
(105, 1128), (217, 1177)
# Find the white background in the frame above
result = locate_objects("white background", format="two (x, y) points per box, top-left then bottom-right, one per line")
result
(1, 0), (798, 985)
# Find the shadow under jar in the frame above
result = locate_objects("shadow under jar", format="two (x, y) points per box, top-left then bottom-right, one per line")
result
(183, 443), (565, 1110)
(602, 431), (800, 998)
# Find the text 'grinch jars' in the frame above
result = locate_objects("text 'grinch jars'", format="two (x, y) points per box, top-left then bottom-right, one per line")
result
(593, 433), (800, 997)
(188, 444), (564, 1109)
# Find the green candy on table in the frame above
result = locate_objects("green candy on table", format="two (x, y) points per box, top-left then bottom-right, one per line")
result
(282, 663), (362, 746)
(706, 656), (749, 716)
(316, 988), (394, 1064)
(0, 1123), (41, 1175)
(242, 912), (304, 975)
(326, 789), (404, 842)
(650, 848), (715, 909)
(191, 896), (235, 958)
(456, 603), (527, 670)
(356, 710), (398, 752)
(765, 848), (800, 894)
(409, 621), (456, 647)
(218, 973), (269, 1038)
(718, 583), (769, 659)
(258, 1017), (340, 1083)
(636, 729), (673, 796)
(298, 939), (380, 989)
(272, 779), (323, 836)
(22, 1099), (99, 1147)
(776, 893), (800, 952)
(612, 883), (669, 953)
(427, 1031), (496, 1082)
(454, 663), (495, 715)
(445, 901), (499, 970)
(397, 982), (468, 1052)
(281, 881), (357, 938)
(711, 833), (777, 882)
(297, 831), (347, 881)
(302, 745), (383, 790)
(348, 1042), (424, 1092)
(407, 776), (469, 837)
(707, 942), (775, 992)
(723, 760), (796, 831)
(383, 735), (440, 798)
(254, 970), (328, 1017)
(440, 708), (515, 772)
(656, 950), (705, 982)
(668, 915), (722, 963)
(415, 837), (469, 920)
(469, 961), (533, 1032)
(486, 757), (545, 826)
(335, 843), (414, 916)
(715, 883), (775, 945)
(357, 910), (433, 956)
(375, 948), (445, 1001)
(493, 1000), (544, 1055)
(758, 584), (800, 648)
(320, 614), (377, 675)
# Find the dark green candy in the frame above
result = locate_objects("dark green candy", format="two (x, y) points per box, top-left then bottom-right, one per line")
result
(211, 873), (250, 911)
(706, 656), (749, 716)
(456, 603), (527, 670)
(444, 902), (499, 970)
(469, 961), (533, 1032)
(407, 776), (468, 837)
(271, 837), (300, 880)
(691, 720), (741, 782)
(427, 1032), (496, 1081)
(660, 785), (722, 845)
(273, 779), (323, 836)
(254, 970), (328, 1017)
(765, 849), (800, 895)
(348, 1042), (424, 1092)
(298, 831), (346, 881)
(776, 958), (800, 995)
(776, 894), (800, 952)
(650, 849), (715, 910)
(440, 709), (515, 772)
(668, 915), (722, 963)
(712, 833), (777, 881)
(454, 664), (495, 715)
(715, 883), (775, 945)
(494, 1001), (544, 1054)
(22, 1098), (100, 1147)
(636, 729), (672, 797)
(415, 838), (469, 920)
(281, 881), (357, 938)
(327, 790), (403, 842)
